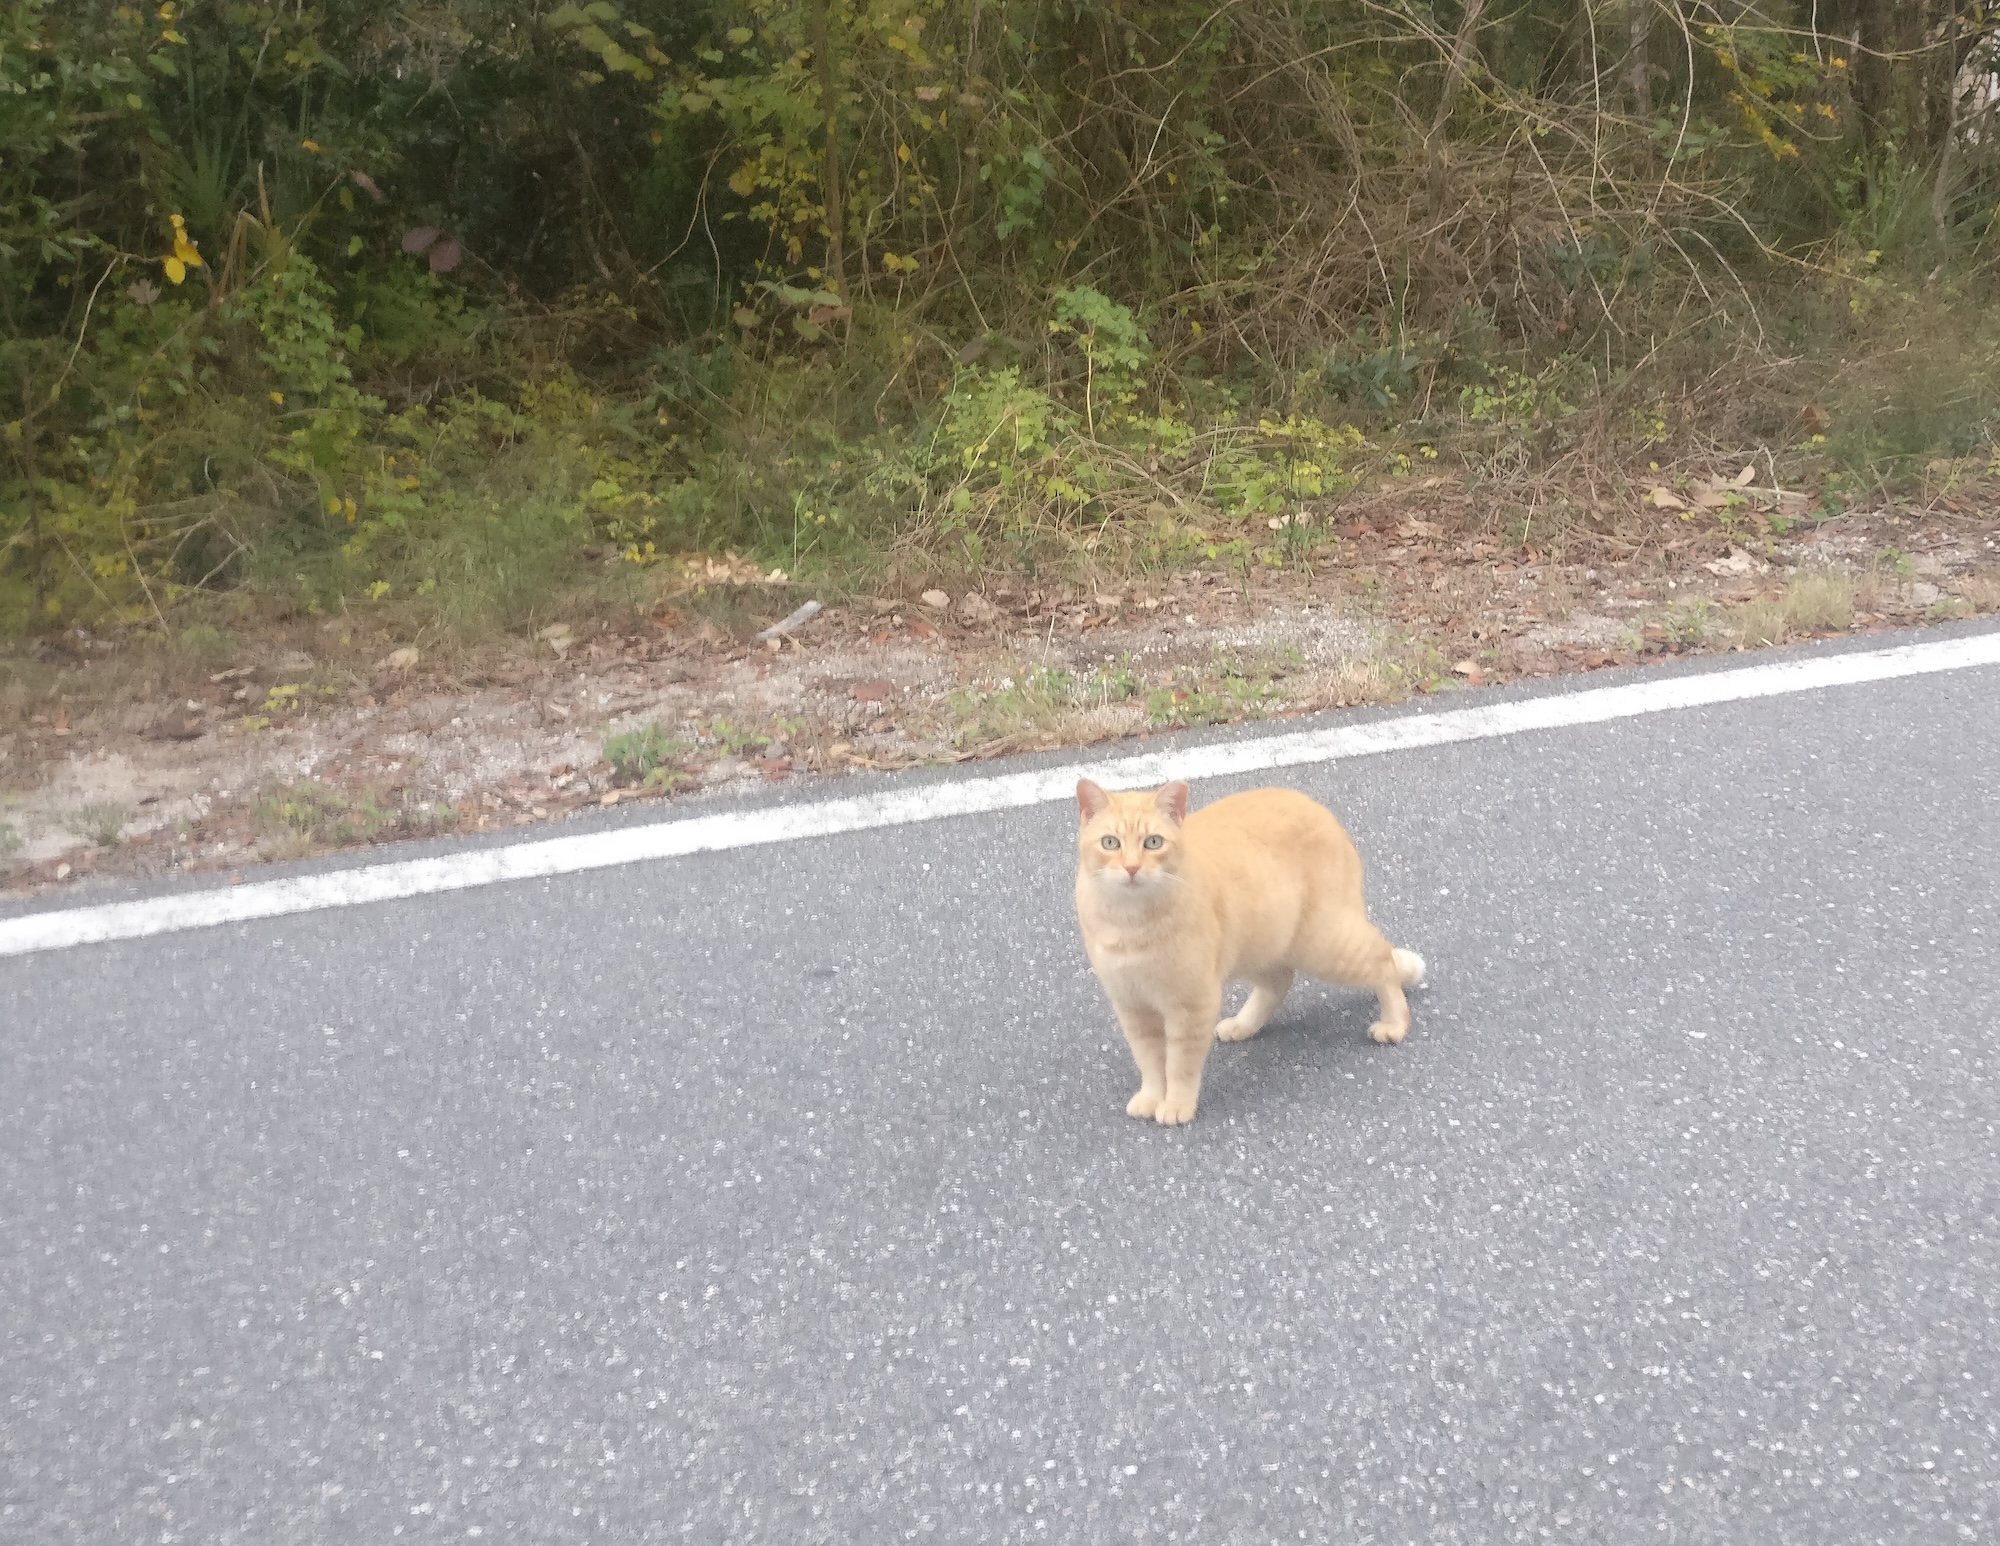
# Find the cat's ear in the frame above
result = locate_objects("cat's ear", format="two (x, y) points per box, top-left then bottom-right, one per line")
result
(1076, 778), (1110, 821)
(1155, 780), (1190, 824)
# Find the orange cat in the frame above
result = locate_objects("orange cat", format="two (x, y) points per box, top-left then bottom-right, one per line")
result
(1074, 778), (1425, 1125)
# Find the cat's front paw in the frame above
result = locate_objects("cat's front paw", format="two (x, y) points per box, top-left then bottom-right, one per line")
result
(1126, 1089), (1163, 1120)
(1367, 1018), (1408, 1045)
(1213, 1014), (1260, 1043)
(1153, 1095), (1198, 1126)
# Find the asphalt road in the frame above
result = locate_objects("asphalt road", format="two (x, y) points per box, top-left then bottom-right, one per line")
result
(5, 636), (1999, 1545)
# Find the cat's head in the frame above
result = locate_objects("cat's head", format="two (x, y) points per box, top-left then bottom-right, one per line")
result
(1075, 778), (1189, 899)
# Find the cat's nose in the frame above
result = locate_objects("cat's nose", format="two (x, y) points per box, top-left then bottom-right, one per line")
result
(1124, 865), (1139, 879)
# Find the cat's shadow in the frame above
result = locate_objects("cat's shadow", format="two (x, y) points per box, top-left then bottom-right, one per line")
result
(1208, 988), (1404, 1097)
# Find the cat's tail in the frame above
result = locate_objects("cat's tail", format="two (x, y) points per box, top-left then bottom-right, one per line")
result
(1391, 947), (1427, 988)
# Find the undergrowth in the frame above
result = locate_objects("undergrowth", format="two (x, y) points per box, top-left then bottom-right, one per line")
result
(6, 2), (1999, 646)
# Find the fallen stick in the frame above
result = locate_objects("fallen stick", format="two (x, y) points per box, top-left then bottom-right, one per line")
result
(755, 599), (824, 641)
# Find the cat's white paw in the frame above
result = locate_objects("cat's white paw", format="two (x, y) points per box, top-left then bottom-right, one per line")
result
(1126, 1089), (1163, 1120)
(1153, 1095), (1199, 1126)
(1393, 947), (1427, 988)
(1368, 1018), (1409, 1045)
(1213, 1014), (1261, 1043)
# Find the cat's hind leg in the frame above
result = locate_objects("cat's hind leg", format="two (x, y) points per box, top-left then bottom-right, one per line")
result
(1297, 917), (1417, 1045)
(1215, 969), (1295, 1043)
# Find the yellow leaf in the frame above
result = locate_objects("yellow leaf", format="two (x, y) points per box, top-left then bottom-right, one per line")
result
(269, 391), (285, 405)
(301, 138), (322, 153)
(160, 28), (187, 44)
(897, 143), (912, 164)
(163, 255), (186, 285)
(727, 164), (758, 197)
(173, 234), (203, 267)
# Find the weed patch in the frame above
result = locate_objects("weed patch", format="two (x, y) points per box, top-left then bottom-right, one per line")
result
(603, 723), (693, 789)
(256, 783), (454, 860)
(1727, 573), (1854, 647)
(64, 805), (129, 848)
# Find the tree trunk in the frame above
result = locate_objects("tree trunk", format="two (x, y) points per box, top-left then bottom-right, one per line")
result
(808, 0), (846, 295)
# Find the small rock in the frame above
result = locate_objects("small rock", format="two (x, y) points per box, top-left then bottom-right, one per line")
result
(379, 646), (420, 673)
(958, 592), (1000, 624)
(1702, 547), (1765, 578)
(920, 589), (951, 610)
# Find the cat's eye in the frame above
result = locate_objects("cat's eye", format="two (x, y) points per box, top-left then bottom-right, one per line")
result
(1143, 835), (1165, 850)
(1100, 835), (1121, 850)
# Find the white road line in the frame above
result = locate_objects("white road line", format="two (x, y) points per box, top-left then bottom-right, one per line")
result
(5, 631), (1998, 958)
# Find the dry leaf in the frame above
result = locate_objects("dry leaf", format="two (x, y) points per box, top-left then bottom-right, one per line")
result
(1802, 403), (1831, 434)
(1732, 463), (1757, 487)
(379, 647), (420, 672)
(1647, 486), (1688, 511)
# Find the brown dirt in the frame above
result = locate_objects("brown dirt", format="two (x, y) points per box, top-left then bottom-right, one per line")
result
(5, 484), (1996, 897)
